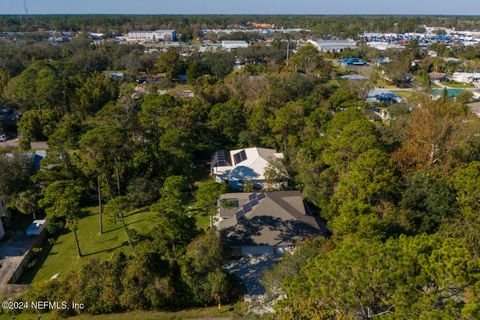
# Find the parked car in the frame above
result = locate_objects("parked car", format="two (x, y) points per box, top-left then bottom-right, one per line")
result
(0, 134), (7, 142)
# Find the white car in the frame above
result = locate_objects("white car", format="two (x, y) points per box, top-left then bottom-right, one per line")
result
(0, 134), (7, 142)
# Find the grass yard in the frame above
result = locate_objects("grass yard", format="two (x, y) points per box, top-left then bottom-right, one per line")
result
(20, 207), (157, 284)
(1, 304), (241, 320)
(19, 206), (211, 284)
(444, 81), (475, 88)
(375, 78), (398, 89)
(391, 90), (414, 100)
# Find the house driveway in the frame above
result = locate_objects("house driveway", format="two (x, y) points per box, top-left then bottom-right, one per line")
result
(225, 254), (282, 314)
(0, 231), (35, 294)
(225, 254), (281, 297)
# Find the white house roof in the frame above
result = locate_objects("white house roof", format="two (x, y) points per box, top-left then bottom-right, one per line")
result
(227, 147), (283, 181)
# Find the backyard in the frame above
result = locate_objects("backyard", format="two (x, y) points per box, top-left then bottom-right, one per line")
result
(19, 207), (210, 284)
(443, 81), (475, 88)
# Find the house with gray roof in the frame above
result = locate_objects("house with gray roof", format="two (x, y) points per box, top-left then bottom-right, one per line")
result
(216, 191), (324, 256)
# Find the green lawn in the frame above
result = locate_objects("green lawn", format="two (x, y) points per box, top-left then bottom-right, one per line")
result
(391, 90), (414, 100)
(20, 206), (210, 284)
(444, 81), (475, 88)
(375, 78), (398, 89)
(1, 304), (240, 320)
(20, 207), (157, 284)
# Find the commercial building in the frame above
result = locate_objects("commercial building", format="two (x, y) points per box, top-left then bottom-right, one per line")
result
(308, 39), (357, 52)
(127, 30), (177, 42)
(221, 40), (249, 50)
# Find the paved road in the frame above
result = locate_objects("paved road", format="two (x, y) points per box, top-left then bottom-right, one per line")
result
(0, 139), (48, 150)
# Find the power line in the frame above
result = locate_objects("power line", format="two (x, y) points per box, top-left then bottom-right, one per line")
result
(23, 0), (29, 15)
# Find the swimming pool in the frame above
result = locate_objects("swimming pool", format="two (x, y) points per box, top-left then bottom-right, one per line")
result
(432, 88), (465, 98)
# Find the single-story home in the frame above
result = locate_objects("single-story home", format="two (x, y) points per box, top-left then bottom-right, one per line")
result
(450, 72), (480, 84)
(216, 191), (324, 256)
(339, 57), (367, 66)
(211, 147), (286, 190)
(467, 102), (480, 117)
(340, 74), (368, 81)
(429, 72), (448, 83)
(367, 90), (403, 104)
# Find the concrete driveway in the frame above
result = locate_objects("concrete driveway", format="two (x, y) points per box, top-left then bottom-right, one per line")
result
(0, 139), (48, 150)
(0, 231), (35, 292)
(225, 254), (281, 297)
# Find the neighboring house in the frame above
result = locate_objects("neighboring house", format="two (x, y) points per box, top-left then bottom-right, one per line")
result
(216, 191), (324, 256)
(339, 57), (367, 66)
(450, 72), (480, 84)
(429, 72), (448, 83)
(103, 71), (125, 80)
(3, 151), (46, 171)
(367, 90), (403, 104)
(467, 102), (480, 117)
(340, 74), (367, 81)
(211, 147), (286, 190)
(0, 197), (6, 240)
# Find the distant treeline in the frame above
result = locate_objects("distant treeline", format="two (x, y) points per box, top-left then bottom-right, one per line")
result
(1, 15), (480, 38)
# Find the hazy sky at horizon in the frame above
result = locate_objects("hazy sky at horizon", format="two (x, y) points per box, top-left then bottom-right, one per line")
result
(1, 0), (480, 15)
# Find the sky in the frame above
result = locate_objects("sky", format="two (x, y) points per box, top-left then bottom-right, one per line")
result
(1, 0), (480, 15)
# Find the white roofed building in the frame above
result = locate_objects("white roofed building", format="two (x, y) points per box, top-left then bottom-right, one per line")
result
(127, 30), (177, 42)
(307, 39), (357, 52)
(211, 147), (286, 190)
(221, 40), (249, 50)
(450, 72), (480, 84)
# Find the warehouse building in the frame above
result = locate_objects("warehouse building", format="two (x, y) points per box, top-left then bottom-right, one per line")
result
(308, 39), (357, 52)
(221, 40), (249, 50)
(127, 30), (177, 42)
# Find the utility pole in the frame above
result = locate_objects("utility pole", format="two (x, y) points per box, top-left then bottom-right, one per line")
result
(15, 0), (28, 48)
(286, 41), (290, 68)
(97, 176), (103, 235)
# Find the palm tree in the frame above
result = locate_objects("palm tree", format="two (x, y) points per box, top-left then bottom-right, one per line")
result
(14, 190), (38, 220)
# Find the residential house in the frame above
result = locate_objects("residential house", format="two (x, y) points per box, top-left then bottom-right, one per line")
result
(340, 74), (367, 81)
(367, 90), (403, 104)
(211, 147), (286, 190)
(339, 57), (367, 66)
(451, 72), (480, 84)
(429, 72), (448, 83)
(467, 102), (480, 117)
(216, 191), (324, 256)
